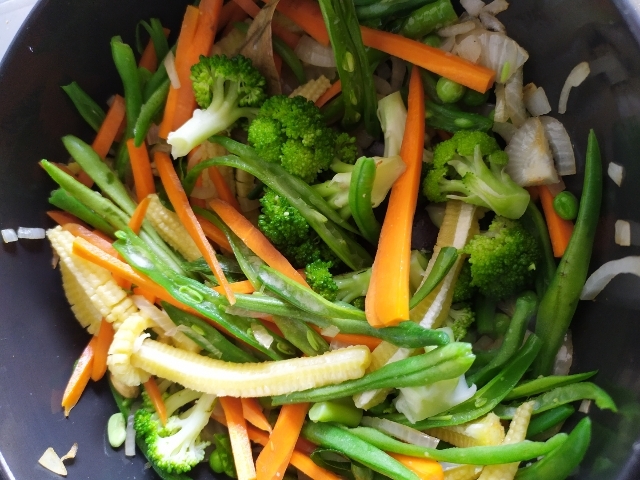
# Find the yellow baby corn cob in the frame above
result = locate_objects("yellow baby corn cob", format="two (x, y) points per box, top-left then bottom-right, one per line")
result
(211, 27), (246, 57)
(427, 413), (506, 447)
(289, 75), (331, 102)
(107, 312), (154, 386)
(445, 465), (483, 480)
(59, 262), (102, 334)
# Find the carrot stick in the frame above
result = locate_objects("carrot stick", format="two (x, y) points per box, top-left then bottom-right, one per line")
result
(47, 210), (89, 229)
(63, 223), (118, 257)
(155, 152), (235, 303)
(139, 27), (170, 72)
(213, 279), (255, 295)
(315, 80), (341, 108)
(191, 0), (224, 61)
(207, 166), (242, 211)
(322, 331), (382, 350)
(195, 214), (233, 252)
(220, 396), (257, 480)
(388, 453), (444, 479)
(277, 0), (330, 46)
(143, 377), (168, 426)
(366, 67), (425, 328)
(233, 0), (260, 17)
(232, 0), (300, 49)
(241, 398), (272, 433)
(126, 139), (156, 202)
(61, 337), (95, 416)
(91, 319), (115, 381)
(539, 185), (574, 257)
(218, 1), (245, 33)
(255, 402), (309, 480)
(222, 7), (249, 37)
(133, 286), (156, 304)
(127, 196), (151, 234)
(93, 94), (126, 159)
(210, 199), (308, 287)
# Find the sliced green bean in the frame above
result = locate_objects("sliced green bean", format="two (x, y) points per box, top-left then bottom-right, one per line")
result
(134, 78), (170, 146)
(349, 157), (380, 243)
(398, 0), (458, 39)
(136, 18), (169, 65)
(356, 0), (436, 21)
(505, 371), (598, 401)
(309, 400), (363, 427)
(61, 81), (106, 132)
(474, 295), (497, 336)
(272, 315), (329, 357)
(526, 405), (576, 439)
(49, 188), (115, 236)
(322, 95), (345, 124)
(425, 100), (493, 133)
(409, 246), (458, 308)
(520, 202), (556, 298)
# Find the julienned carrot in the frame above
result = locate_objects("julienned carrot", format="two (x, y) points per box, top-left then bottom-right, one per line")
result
(93, 94), (126, 159)
(47, 210), (89, 229)
(210, 199), (309, 287)
(91, 319), (115, 381)
(315, 80), (341, 108)
(213, 279), (255, 295)
(143, 377), (168, 426)
(277, 0), (330, 46)
(255, 402), (309, 480)
(232, 0), (300, 49)
(220, 396), (257, 480)
(127, 196), (151, 234)
(207, 165), (242, 211)
(126, 139), (155, 202)
(193, 213), (231, 253)
(388, 453), (444, 479)
(321, 331), (382, 351)
(222, 5), (249, 37)
(241, 398), (272, 433)
(61, 337), (95, 417)
(539, 185), (574, 257)
(138, 27), (170, 72)
(366, 67), (424, 328)
(133, 286), (156, 304)
(190, 0), (224, 68)
(233, 0), (260, 17)
(63, 223), (118, 257)
(218, 1), (244, 33)
(155, 152), (236, 304)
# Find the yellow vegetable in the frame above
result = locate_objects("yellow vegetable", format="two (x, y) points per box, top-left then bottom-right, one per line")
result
(444, 465), (483, 480)
(289, 75), (331, 102)
(107, 312), (154, 386)
(427, 413), (505, 447)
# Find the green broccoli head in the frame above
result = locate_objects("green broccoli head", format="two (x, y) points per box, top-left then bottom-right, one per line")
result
(463, 216), (541, 300)
(422, 130), (530, 219)
(447, 303), (476, 341)
(305, 259), (338, 301)
(282, 234), (339, 269)
(452, 259), (476, 304)
(258, 188), (309, 247)
(334, 132), (358, 165)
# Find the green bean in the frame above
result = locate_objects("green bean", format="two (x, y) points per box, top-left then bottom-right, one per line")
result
(61, 82), (106, 132)
(322, 95), (345, 124)
(553, 190), (579, 220)
(309, 399), (363, 427)
(272, 342), (474, 405)
(309, 449), (355, 479)
(468, 291), (538, 387)
(515, 417), (591, 480)
(533, 130), (603, 376)
(495, 382), (617, 419)
(409, 246), (458, 308)
(356, 0), (437, 20)
(398, 0), (458, 39)
(526, 405), (575, 439)
(136, 18), (169, 65)
(349, 157), (380, 243)
(436, 77), (466, 104)
(143, 49), (171, 102)
(182, 256), (245, 277)
(48, 188), (116, 236)
(134, 78), (170, 146)
(462, 88), (490, 107)
(349, 426), (568, 465)
(425, 100), (493, 133)
(520, 202), (556, 298)
(474, 295), (497, 335)
(493, 312), (510, 336)
(272, 315), (329, 356)
(504, 371), (598, 401)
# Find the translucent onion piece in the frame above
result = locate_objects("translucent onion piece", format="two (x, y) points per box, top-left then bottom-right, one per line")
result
(615, 220), (631, 246)
(589, 52), (628, 85)
(146, 123), (160, 146)
(455, 35), (482, 64)
(320, 325), (340, 338)
(423, 149), (434, 163)
(505, 117), (559, 186)
(361, 417), (440, 448)
(439, 36), (456, 53)
(523, 84), (552, 116)
(17, 227), (46, 239)
(461, 0), (486, 16)
(457, 32), (528, 83)
(493, 83), (507, 122)
(553, 331), (573, 376)
(558, 61), (590, 114)
(492, 121), (518, 142)
(546, 178), (566, 197)
(425, 203), (446, 228)
(164, 51), (180, 89)
(581, 256), (640, 300)
(38, 448), (67, 476)
(190, 184), (218, 199)
(483, 0), (510, 15)
(1, 228), (17, 243)
(251, 323), (274, 349)
(373, 75), (393, 96)
(504, 68), (527, 127)
(330, 339), (351, 350)
(438, 21), (477, 38)
(125, 410), (136, 457)
(540, 116), (576, 175)
(295, 35), (336, 68)
(479, 12), (505, 32)
(608, 162), (625, 186)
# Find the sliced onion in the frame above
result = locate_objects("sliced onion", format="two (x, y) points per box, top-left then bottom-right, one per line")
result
(615, 220), (631, 246)
(523, 84), (552, 116)
(125, 408), (137, 457)
(483, 0), (510, 14)
(1, 228), (17, 243)
(38, 448), (67, 476)
(251, 323), (274, 349)
(455, 35), (482, 64)
(438, 21), (477, 37)
(17, 227), (46, 239)
(581, 256), (640, 300)
(558, 61), (590, 114)
(461, 0), (486, 16)
(504, 68), (527, 127)
(132, 296), (199, 352)
(492, 121), (518, 142)
(373, 75), (393, 96)
(579, 399), (592, 414)
(60, 443), (78, 462)
(320, 325), (340, 338)
(539, 116), (576, 176)
(295, 35), (336, 68)
(546, 178), (566, 197)
(361, 417), (440, 448)
(423, 149), (434, 163)
(493, 83), (507, 122)
(589, 52), (628, 85)
(479, 12), (505, 32)
(505, 117), (559, 186)
(457, 32), (528, 83)
(608, 162), (625, 186)
(132, 333), (150, 354)
(553, 331), (573, 376)
(238, 196), (261, 213)
(439, 36), (456, 53)
(390, 56), (407, 91)
(164, 51), (180, 89)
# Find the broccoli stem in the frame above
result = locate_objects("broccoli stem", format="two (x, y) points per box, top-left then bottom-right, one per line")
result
(61, 81), (106, 132)
(334, 268), (371, 303)
(349, 157), (381, 243)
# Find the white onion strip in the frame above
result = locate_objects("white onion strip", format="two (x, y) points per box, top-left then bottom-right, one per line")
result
(164, 51), (181, 89)
(608, 162), (625, 186)
(559, 61), (590, 114)
(17, 227), (45, 239)
(580, 256), (640, 300)
(615, 220), (631, 246)
(361, 417), (440, 448)
(125, 408), (137, 457)
(1, 228), (17, 243)
(540, 116), (576, 175)
(294, 35), (336, 67)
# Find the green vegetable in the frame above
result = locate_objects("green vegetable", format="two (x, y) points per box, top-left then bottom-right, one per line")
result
(310, 448), (355, 479)
(504, 371), (598, 401)
(526, 405), (576, 439)
(447, 303), (475, 341)
(553, 190), (579, 220)
(422, 34), (441, 48)
(349, 156), (381, 243)
(271, 315), (330, 356)
(134, 77), (170, 146)
(136, 18), (169, 67)
(142, 45), (173, 102)
(462, 88), (490, 107)
(61, 81), (106, 132)
(309, 399), (364, 427)
(209, 433), (237, 478)
(335, 268), (372, 304)
(398, 0), (458, 39)
(356, 0), (437, 20)
(409, 246), (458, 309)
(321, 94), (345, 124)
(474, 295), (497, 336)
(107, 412), (127, 448)
(452, 259), (476, 303)
(436, 77), (466, 104)
(49, 188), (116, 236)
(520, 202), (556, 297)
(425, 100), (494, 132)
(533, 130), (602, 376)
(305, 260), (338, 301)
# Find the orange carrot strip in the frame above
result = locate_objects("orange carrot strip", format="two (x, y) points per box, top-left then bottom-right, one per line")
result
(91, 319), (115, 381)
(241, 398), (272, 433)
(388, 453), (444, 479)
(155, 153), (235, 303)
(222, 8), (249, 37)
(317, 328), (382, 350)
(127, 139), (156, 201)
(75, 169), (94, 188)
(63, 223), (118, 257)
(144, 377), (168, 426)
(139, 28), (170, 72)
(61, 338), (95, 417)
(220, 396), (257, 480)
(277, 0), (330, 46)
(47, 210), (89, 229)
(208, 166), (242, 211)
(526, 186), (540, 203)
(133, 286), (156, 304)
(218, 1), (245, 33)
(127, 196), (151, 234)
(255, 402), (309, 480)
(233, 0), (260, 17)
(191, 0), (224, 59)
(315, 80), (342, 108)
(366, 67), (424, 328)
(213, 279), (255, 295)
(93, 95), (126, 159)
(210, 199), (308, 287)
(539, 185), (574, 257)
(193, 214), (232, 253)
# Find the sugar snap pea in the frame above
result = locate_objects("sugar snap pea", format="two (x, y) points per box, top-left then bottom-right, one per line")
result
(526, 404), (576, 439)
(49, 188), (116, 236)
(398, 0), (458, 39)
(349, 156), (380, 243)
(61, 81), (106, 132)
(504, 371), (598, 401)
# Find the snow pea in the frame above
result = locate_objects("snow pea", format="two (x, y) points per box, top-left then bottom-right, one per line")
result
(349, 157), (380, 243)
(526, 404), (576, 439)
(494, 382), (617, 419)
(134, 77), (170, 146)
(135, 18), (169, 69)
(356, 0), (437, 20)
(48, 188), (116, 236)
(515, 417), (591, 480)
(533, 130), (603, 376)
(272, 342), (474, 405)
(61, 81), (106, 132)
(309, 399), (363, 427)
(504, 371), (598, 401)
(520, 202), (556, 297)
(398, 0), (458, 39)
(409, 246), (458, 309)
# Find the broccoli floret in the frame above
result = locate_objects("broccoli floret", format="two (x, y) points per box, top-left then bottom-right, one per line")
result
(305, 260), (338, 301)
(452, 259), (476, 303)
(351, 297), (366, 310)
(463, 216), (541, 300)
(248, 95), (348, 182)
(447, 303), (476, 341)
(422, 130), (530, 219)
(283, 235), (338, 268)
(135, 389), (216, 474)
(334, 268), (372, 304)
(167, 54), (266, 158)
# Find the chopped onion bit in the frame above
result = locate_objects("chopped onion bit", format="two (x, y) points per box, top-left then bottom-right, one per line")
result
(251, 323), (274, 349)
(164, 51), (180, 89)
(615, 220), (631, 247)
(438, 21), (477, 37)
(505, 117), (559, 186)
(479, 12), (505, 33)
(523, 83), (552, 116)
(581, 256), (640, 300)
(320, 325), (340, 338)
(294, 35), (336, 68)
(553, 331), (573, 376)
(608, 162), (625, 186)
(483, 0), (510, 15)
(546, 178), (566, 197)
(60, 443), (78, 462)
(125, 408), (137, 457)
(504, 68), (527, 127)
(1, 228), (18, 243)
(559, 61), (590, 114)
(461, 0), (486, 17)
(17, 227), (46, 239)
(492, 121), (518, 142)
(38, 448), (67, 476)
(540, 116), (576, 175)
(361, 417), (440, 448)
(579, 399), (592, 414)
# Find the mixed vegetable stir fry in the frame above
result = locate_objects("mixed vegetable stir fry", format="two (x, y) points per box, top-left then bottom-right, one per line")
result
(41, 0), (616, 479)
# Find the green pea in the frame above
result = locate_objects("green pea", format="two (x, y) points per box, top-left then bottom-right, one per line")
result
(552, 191), (579, 220)
(463, 88), (490, 107)
(422, 34), (441, 48)
(107, 412), (127, 448)
(436, 77), (466, 104)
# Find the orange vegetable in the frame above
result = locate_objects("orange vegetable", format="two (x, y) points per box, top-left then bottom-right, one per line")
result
(143, 377), (168, 426)
(213, 279), (255, 295)
(138, 27), (170, 72)
(388, 453), (444, 479)
(91, 319), (115, 381)
(315, 80), (341, 108)
(210, 199), (308, 287)
(92, 94), (126, 159)
(133, 286), (156, 304)
(232, 0), (300, 49)
(366, 67), (424, 328)
(322, 331), (382, 351)
(63, 223), (118, 257)
(127, 196), (151, 234)
(277, 0), (330, 46)
(190, 0), (224, 68)
(233, 0), (260, 17)
(218, 1), (245, 34)
(155, 152), (235, 304)
(207, 165), (242, 211)
(61, 337), (95, 417)
(539, 185), (574, 257)
(255, 402), (309, 480)
(47, 210), (89, 229)
(126, 139), (156, 202)
(220, 396), (257, 480)
(241, 398), (272, 433)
